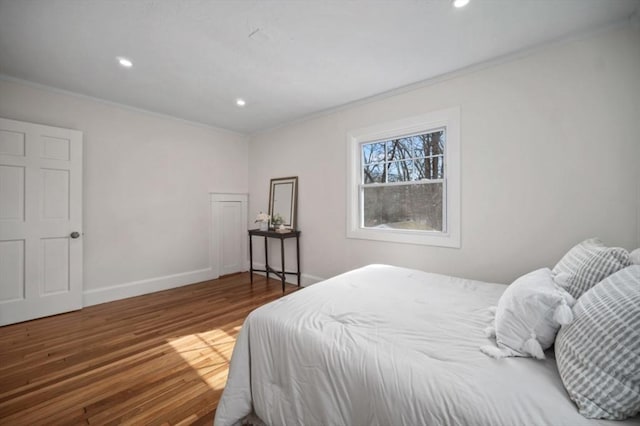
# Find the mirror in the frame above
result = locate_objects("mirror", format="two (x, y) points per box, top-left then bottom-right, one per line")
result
(269, 176), (298, 230)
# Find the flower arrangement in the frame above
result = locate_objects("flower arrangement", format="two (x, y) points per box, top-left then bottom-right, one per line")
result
(271, 213), (284, 227)
(255, 212), (270, 223)
(255, 212), (270, 230)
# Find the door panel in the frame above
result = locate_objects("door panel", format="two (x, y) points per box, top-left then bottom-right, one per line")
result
(0, 239), (24, 302)
(0, 117), (83, 326)
(41, 168), (69, 219)
(41, 237), (70, 294)
(0, 129), (25, 156)
(0, 165), (25, 220)
(221, 202), (242, 275)
(40, 135), (70, 161)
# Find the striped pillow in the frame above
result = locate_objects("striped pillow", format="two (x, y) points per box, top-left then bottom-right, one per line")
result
(555, 265), (640, 420)
(552, 238), (631, 299)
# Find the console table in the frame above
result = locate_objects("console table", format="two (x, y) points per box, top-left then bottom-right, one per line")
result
(248, 229), (301, 292)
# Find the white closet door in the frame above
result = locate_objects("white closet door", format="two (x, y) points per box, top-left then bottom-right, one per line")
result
(211, 193), (247, 278)
(0, 117), (83, 326)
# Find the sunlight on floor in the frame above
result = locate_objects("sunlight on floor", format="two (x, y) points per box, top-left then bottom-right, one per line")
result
(166, 326), (239, 390)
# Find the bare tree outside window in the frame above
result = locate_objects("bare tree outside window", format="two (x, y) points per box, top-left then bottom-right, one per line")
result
(361, 130), (445, 231)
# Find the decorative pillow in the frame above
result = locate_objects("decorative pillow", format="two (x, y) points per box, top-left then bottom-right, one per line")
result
(555, 265), (640, 420)
(480, 268), (574, 360)
(552, 238), (631, 299)
(631, 248), (640, 265)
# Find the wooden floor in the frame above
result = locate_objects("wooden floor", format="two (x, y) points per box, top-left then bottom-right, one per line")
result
(0, 273), (297, 425)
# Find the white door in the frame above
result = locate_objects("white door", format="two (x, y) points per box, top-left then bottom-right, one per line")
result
(0, 117), (83, 326)
(211, 193), (247, 278)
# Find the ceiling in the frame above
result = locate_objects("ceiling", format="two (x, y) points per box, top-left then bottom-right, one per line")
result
(0, 1), (638, 134)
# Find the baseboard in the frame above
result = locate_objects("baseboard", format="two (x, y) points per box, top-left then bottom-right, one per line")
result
(83, 267), (215, 307)
(250, 262), (325, 287)
(302, 273), (325, 286)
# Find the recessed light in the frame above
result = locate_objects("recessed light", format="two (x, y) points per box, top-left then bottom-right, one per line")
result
(117, 57), (133, 68)
(236, 98), (246, 107)
(453, 0), (470, 8)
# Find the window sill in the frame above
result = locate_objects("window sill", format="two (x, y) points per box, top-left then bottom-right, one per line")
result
(347, 227), (460, 248)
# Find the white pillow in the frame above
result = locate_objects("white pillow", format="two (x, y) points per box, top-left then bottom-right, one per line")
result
(481, 268), (575, 360)
(631, 248), (640, 265)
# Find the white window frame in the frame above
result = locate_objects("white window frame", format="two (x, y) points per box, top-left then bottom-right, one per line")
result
(346, 107), (460, 247)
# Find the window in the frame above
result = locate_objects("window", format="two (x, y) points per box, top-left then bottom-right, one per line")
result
(346, 108), (460, 247)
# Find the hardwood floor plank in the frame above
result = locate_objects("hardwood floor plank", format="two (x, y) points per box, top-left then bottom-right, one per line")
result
(0, 273), (297, 425)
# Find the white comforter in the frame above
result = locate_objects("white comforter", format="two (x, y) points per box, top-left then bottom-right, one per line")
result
(214, 264), (640, 426)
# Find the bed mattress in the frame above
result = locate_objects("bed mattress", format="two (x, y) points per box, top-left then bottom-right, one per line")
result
(215, 264), (639, 426)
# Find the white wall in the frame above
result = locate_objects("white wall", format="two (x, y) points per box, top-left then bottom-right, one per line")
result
(248, 24), (640, 285)
(0, 78), (249, 305)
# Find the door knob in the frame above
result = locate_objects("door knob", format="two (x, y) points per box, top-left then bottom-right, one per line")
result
(70, 232), (80, 239)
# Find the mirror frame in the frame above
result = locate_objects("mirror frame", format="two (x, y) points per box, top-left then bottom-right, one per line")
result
(268, 176), (298, 230)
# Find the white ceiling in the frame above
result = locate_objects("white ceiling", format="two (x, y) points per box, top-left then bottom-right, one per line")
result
(0, 1), (638, 134)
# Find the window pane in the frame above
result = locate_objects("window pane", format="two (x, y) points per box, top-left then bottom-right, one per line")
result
(414, 155), (444, 180)
(363, 183), (443, 231)
(386, 138), (412, 161)
(408, 135), (425, 158)
(362, 142), (385, 165)
(426, 131), (445, 156)
(433, 156), (444, 178)
(387, 160), (413, 182)
(363, 162), (385, 183)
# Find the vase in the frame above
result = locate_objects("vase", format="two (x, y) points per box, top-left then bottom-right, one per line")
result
(259, 222), (268, 231)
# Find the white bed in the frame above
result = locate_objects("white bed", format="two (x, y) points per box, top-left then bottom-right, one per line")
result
(214, 264), (640, 426)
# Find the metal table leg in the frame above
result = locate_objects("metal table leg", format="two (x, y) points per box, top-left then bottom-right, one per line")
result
(249, 234), (253, 284)
(296, 234), (301, 286)
(280, 237), (286, 292)
(264, 236), (269, 281)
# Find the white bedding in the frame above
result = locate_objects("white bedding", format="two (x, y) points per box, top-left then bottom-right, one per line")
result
(214, 264), (640, 426)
